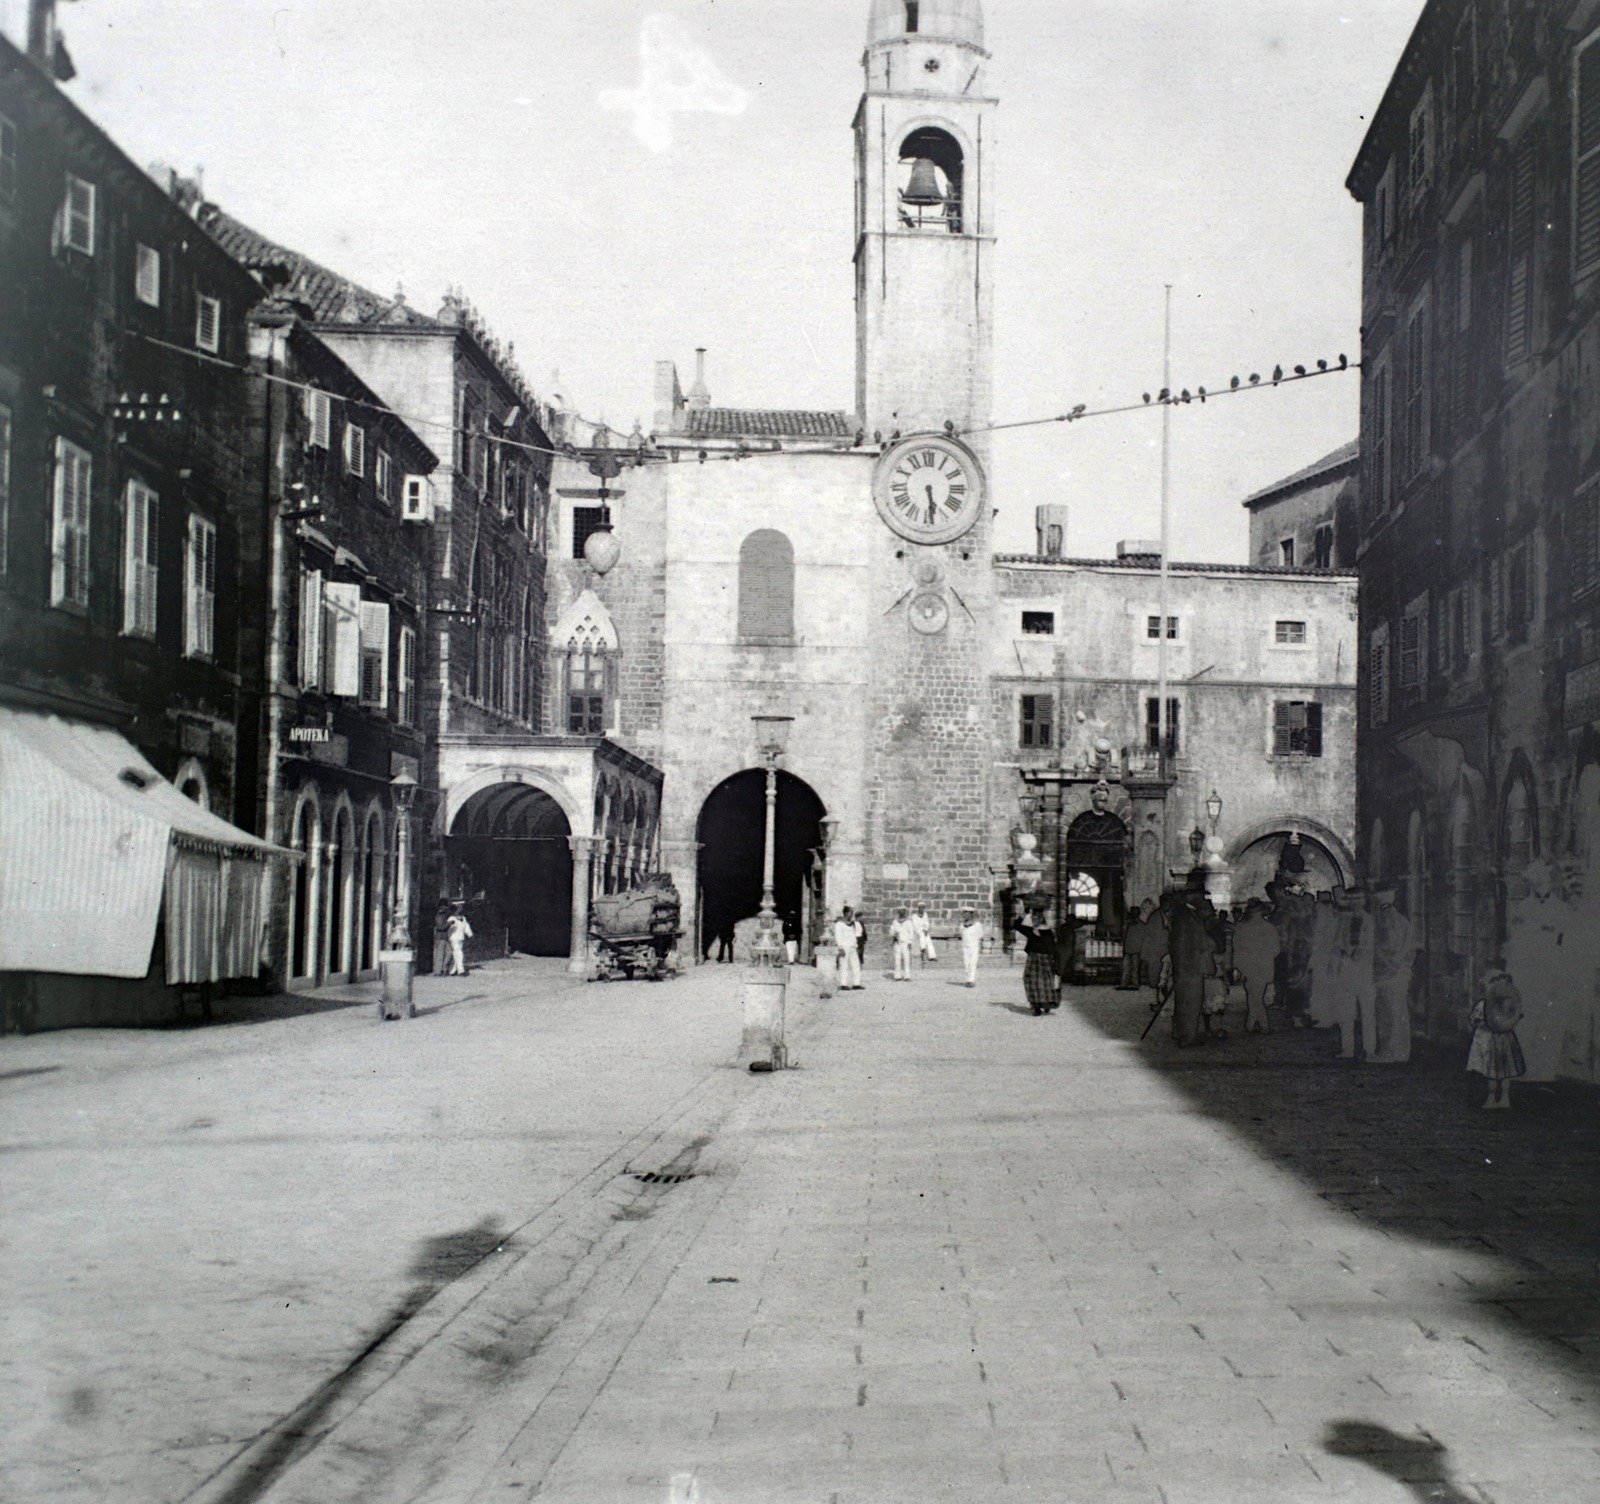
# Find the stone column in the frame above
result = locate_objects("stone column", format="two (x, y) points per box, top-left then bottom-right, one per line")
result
(567, 834), (596, 974)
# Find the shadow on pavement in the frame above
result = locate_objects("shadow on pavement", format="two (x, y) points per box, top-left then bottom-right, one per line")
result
(1323, 1420), (1476, 1502)
(200, 1216), (507, 1504)
(1064, 984), (1600, 1396)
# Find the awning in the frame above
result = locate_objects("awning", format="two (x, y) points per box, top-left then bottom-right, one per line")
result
(0, 707), (290, 978)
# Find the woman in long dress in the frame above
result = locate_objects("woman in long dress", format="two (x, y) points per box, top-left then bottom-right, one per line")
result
(1015, 902), (1060, 1015)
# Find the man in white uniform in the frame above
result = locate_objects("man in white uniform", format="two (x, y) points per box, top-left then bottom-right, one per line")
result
(912, 904), (937, 963)
(833, 907), (864, 990)
(959, 907), (985, 987)
(890, 908), (917, 980)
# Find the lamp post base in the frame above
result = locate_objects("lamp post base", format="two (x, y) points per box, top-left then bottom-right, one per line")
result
(377, 949), (415, 1020)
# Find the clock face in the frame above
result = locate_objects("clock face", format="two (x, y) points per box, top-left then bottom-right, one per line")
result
(873, 435), (986, 546)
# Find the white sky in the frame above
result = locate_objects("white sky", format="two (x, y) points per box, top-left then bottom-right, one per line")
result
(8, 0), (1424, 561)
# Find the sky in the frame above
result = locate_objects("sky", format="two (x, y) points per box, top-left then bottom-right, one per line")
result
(5, 0), (1425, 561)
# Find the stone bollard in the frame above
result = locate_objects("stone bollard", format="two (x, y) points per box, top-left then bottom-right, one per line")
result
(740, 927), (788, 1065)
(814, 940), (838, 998)
(377, 948), (415, 1020)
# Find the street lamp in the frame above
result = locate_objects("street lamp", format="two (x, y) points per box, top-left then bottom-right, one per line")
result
(752, 715), (794, 929)
(380, 770), (419, 1020)
(1188, 825), (1206, 861)
(1205, 789), (1223, 833)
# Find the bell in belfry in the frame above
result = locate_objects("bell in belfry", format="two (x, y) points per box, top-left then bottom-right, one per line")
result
(901, 157), (944, 206)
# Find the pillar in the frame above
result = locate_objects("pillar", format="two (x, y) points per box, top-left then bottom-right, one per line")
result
(568, 834), (595, 974)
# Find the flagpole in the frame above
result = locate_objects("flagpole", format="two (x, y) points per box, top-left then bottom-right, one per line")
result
(1157, 285), (1172, 776)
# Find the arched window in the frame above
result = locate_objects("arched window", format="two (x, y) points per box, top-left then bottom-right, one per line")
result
(738, 529), (795, 642)
(898, 126), (964, 234)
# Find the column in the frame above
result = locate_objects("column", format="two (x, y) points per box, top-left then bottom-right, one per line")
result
(568, 834), (596, 974)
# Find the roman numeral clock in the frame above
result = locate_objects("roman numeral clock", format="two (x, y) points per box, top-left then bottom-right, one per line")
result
(872, 434), (986, 547)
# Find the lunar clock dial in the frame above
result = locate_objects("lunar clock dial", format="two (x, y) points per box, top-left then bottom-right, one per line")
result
(872, 434), (986, 546)
(909, 591), (950, 634)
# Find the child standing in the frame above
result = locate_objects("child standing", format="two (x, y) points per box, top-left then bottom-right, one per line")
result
(1467, 969), (1527, 1109)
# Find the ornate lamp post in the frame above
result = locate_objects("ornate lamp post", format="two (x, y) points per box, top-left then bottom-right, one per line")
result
(1206, 790), (1223, 833)
(379, 770), (418, 1020)
(752, 715), (794, 932)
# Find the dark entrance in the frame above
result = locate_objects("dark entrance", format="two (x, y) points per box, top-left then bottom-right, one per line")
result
(1066, 808), (1128, 935)
(446, 784), (573, 956)
(696, 770), (826, 960)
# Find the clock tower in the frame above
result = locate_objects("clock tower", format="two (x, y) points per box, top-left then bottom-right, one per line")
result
(855, 0), (995, 440)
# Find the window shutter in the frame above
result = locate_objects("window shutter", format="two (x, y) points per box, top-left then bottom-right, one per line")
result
(305, 390), (331, 450)
(1404, 306), (1427, 481)
(1507, 146), (1535, 362)
(1576, 479), (1600, 599)
(1369, 627), (1390, 727)
(397, 625), (416, 725)
(51, 437), (91, 608)
(375, 449), (391, 501)
(64, 175), (95, 254)
(1576, 35), (1600, 277)
(195, 296), (220, 353)
(1273, 702), (1291, 756)
(185, 515), (217, 657)
(345, 424), (365, 477)
(299, 568), (324, 687)
(1370, 365), (1388, 514)
(123, 482), (158, 637)
(1306, 702), (1323, 757)
(737, 529), (795, 639)
(0, 403), (11, 576)
(359, 601), (390, 708)
(135, 244), (161, 307)
(324, 581), (362, 696)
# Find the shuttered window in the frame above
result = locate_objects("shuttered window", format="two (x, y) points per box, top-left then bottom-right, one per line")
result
(1403, 303), (1428, 482)
(1020, 694), (1052, 748)
(1145, 696), (1180, 755)
(359, 600), (390, 709)
(63, 175), (95, 254)
(397, 625), (417, 726)
(0, 402), (11, 576)
(299, 568), (324, 688)
(135, 244), (161, 307)
(50, 437), (92, 610)
(184, 514), (217, 658)
(122, 481), (159, 638)
(737, 529), (795, 640)
(1273, 701), (1323, 757)
(1576, 31), (1600, 278)
(1574, 477), (1600, 600)
(1369, 624), (1390, 727)
(375, 448), (392, 503)
(344, 423), (365, 478)
(324, 581), (362, 695)
(1368, 364), (1389, 518)
(1453, 237), (1474, 431)
(1506, 145), (1535, 364)
(195, 295), (221, 353)
(305, 389), (331, 449)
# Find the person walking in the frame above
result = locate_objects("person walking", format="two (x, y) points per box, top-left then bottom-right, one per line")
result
(853, 909), (868, 972)
(890, 907), (916, 981)
(444, 904), (473, 976)
(912, 904), (937, 964)
(1118, 901), (1153, 990)
(1232, 898), (1280, 1033)
(1015, 901), (1059, 1015)
(1368, 889), (1415, 1063)
(959, 907), (985, 987)
(833, 907), (864, 990)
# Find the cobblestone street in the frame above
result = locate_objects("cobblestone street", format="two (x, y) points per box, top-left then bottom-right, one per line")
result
(2, 955), (1597, 1503)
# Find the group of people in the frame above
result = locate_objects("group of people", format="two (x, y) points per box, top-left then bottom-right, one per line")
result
(1118, 876), (1419, 1054)
(823, 903), (988, 989)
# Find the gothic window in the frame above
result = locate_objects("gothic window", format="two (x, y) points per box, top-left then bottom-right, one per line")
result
(565, 617), (614, 735)
(737, 529), (794, 641)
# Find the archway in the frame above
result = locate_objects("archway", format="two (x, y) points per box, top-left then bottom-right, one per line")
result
(446, 782), (573, 956)
(696, 770), (826, 959)
(1229, 832), (1345, 902)
(1065, 806), (1128, 934)
(288, 792), (321, 984)
(325, 801), (357, 983)
(359, 805), (387, 974)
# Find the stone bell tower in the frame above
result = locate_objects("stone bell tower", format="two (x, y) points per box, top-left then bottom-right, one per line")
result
(854, 0), (996, 439)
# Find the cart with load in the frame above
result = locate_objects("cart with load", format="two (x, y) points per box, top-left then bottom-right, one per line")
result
(589, 874), (682, 981)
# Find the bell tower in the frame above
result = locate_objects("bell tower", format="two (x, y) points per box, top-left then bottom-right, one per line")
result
(854, 0), (995, 438)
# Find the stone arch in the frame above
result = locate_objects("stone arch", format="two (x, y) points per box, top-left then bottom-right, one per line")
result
(286, 784), (324, 986)
(1223, 815), (1355, 888)
(325, 793), (359, 982)
(439, 765), (587, 839)
(358, 800), (388, 974)
(1498, 749), (1541, 868)
(446, 779), (575, 957)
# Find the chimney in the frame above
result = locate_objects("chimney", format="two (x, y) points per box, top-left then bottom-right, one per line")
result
(27, 0), (74, 79)
(1116, 540), (1162, 564)
(687, 347), (711, 411)
(1034, 504), (1068, 558)
(653, 360), (685, 433)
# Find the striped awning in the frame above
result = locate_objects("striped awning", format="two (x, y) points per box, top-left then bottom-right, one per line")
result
(0, 707), (289, 977)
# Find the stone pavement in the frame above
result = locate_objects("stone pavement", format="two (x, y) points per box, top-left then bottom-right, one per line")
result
(3, 952), (1598, 1503)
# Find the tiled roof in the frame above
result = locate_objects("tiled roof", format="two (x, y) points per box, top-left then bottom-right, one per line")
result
(683, 408), (856, 439)
(1241, 439), (1360, 508)
(197, 207), (440, 328)
(993, 554), (1358, 579)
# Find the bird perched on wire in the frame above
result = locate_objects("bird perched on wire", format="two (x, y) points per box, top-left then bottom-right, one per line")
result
(1294, 365), (1307, 377)
(1272, 365), (1284, 384)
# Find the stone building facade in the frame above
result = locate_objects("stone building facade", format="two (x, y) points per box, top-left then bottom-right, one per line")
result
(1348, 0), (1600, 1080)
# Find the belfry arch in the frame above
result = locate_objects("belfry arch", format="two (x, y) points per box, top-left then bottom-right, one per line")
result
(446, 782), (574, 957)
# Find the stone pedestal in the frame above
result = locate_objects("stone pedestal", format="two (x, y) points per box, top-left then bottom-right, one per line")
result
(740, 965), (789, 1063)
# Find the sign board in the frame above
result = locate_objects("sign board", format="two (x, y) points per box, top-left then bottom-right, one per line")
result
(289, 726), (331, 743)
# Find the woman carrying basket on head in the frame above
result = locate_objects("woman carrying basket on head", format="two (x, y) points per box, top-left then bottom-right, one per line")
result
(1014, 898), (1060, 1016)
